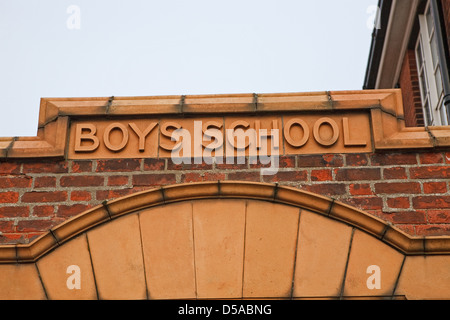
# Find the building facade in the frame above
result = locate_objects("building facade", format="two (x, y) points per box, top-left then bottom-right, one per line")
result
(0, 91), (449, 300)
(0, 0), (449, 301)
(364, 0), (450, 127)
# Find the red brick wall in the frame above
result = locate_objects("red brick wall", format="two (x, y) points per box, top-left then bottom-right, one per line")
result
(1, 152), (450, 244)
(399, 50), (425, 127)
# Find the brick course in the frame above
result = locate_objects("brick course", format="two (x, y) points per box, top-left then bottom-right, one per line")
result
(398, 50), (425, 127)
(0, 151), (449, 243)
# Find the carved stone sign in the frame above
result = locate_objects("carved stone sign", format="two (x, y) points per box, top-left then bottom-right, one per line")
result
(68, 113), (372, 159)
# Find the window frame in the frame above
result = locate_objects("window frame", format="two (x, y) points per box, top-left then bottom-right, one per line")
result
(415, 0), (448, 126)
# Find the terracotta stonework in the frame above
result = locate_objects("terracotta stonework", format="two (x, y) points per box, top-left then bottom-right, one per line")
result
(1, 90), (450, 160)
(0, 90), (449, 300)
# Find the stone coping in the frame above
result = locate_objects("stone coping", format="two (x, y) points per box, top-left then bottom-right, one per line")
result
(0, 181), (449, 264)
(1, 89), (449, 159)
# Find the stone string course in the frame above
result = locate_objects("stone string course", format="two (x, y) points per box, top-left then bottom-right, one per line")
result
(0, 151), (449, 244)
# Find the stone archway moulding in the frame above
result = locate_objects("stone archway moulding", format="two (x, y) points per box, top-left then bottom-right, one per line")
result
(0, 181), (449, 300)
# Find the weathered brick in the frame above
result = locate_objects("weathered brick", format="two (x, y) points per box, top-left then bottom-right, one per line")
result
(345, 154), (369, 166)
(71, 161), (93, 173)
(34, 176), (57, 188)
(57, 204), (91, 218)
(262, 170), (307, 183)
(387, 197), (411, 209)
(365, 209), (386, 221)
(32, 205), (54, 217)
(383, 167), (407, 180)
(371, 153), (417, 166)
(389, 211), (427, 224)
(229, 171), (261, 182)
(335, 168), (381, 181)
(302, 183), (347, 196)
(0, 192), (19, 203)
(419, 153), (444, 164)
(27, 233), (44, 243)
(96, 159), (141, 172)
(70, 191), (92, 202)
(202, 172), (226, 181)
(395, 225), (416, 236)
(96, 189), (134, 201)
(349, 184), (373, 196)
(0, 233), (26, 244)
(410, 166), (450, 179)
(167, 158), (213, 171)
(248, 160), (272, 169)
(279, 156), (296, 168)
(297, 154), (344, 168)
(0, 176), (32, 188)
(427, 210), (450, 223)
(342, 197), (383, 210)
(249, 156), (296, 169)
(0, 221), (14, 233)
(423, 182), (447, 194)
(413, 196), (450, 209)
(143, 159), (166, 171)
(0, 206), (29, 218)
(215, 157), (248, 170)
(311, 169), (332, 181)
(415, 225), (450, 236)
(181, 172), (202, 182)
(22, 191), (67, 203)
(181, 173), (201, 183)
(108, 175), (130, 186)
(182, 172), (226, 183)
(0, 162), (21, 174)
(22, 161), (68, 174)
(16, 219), (62, 232)
(374, 182), (421, 194)
(133, 174), (177, 186)
(60, 176), (104, 187)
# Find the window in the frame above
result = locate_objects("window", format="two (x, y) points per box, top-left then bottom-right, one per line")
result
(415, 1), (449, 126)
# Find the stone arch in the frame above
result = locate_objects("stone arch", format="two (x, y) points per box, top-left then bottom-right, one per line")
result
(0, 181), (449, 300)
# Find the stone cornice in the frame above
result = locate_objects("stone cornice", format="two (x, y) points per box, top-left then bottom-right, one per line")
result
(0, 89), (449, 159)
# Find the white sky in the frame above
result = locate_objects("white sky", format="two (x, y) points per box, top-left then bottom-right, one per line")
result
(0, 0), (378, 137)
